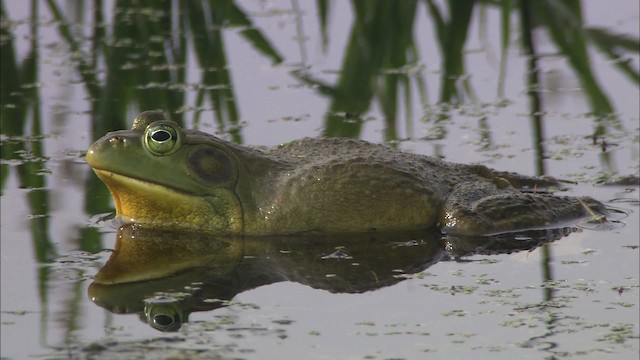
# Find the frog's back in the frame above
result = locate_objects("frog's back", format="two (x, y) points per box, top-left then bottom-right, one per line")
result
(258, 138), (469, 234)
(269, 137), (490, 187)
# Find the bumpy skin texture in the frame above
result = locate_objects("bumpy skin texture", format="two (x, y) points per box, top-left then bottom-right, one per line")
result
(86, 111), (607, 237)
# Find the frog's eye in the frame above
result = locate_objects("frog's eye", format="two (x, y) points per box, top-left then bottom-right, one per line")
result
(144, 122), (181, 155)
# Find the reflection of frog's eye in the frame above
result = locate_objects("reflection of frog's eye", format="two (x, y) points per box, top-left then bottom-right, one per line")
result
(144, 123), (180, 155)
(151, 313), (181, 331)
(144, 302), (183, 332)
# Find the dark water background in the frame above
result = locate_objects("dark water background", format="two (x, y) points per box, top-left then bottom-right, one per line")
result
(1, 1), (638, 359)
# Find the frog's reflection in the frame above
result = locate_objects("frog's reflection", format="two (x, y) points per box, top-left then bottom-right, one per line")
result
(88, 224), (573, 332)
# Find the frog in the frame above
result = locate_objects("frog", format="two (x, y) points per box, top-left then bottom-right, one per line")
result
(86, 111), (607, 237)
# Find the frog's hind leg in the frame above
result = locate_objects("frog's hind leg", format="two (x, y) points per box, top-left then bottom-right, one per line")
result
(438, 181), (606, 237)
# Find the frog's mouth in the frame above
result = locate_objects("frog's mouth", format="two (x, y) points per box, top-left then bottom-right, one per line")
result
(92, 170), (241, 233)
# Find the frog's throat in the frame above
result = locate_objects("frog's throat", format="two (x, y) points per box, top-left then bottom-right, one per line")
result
(92, 170), (242, 234)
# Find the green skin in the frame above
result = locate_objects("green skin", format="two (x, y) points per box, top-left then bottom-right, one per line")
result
(86, 111), (606, 237)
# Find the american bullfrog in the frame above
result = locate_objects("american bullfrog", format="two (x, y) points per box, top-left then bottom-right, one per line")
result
(86, 111), (606, 236)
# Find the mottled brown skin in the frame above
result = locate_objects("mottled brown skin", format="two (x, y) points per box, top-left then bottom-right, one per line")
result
(86, 111), (607, 237)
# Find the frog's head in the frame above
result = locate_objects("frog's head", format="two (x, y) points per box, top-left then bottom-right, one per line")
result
(86, 111), (244, 234)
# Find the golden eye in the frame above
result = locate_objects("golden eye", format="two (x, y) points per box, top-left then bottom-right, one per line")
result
(144, 122), (181, 155)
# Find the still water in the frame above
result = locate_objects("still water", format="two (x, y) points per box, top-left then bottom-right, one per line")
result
(1, 1), (639, 359)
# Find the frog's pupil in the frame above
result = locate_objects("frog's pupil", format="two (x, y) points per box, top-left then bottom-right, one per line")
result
(152, 130), (171, 142)
(153, 314), (174, 326)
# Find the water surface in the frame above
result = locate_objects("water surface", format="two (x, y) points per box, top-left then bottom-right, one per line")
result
(1, 1), (638, 359)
